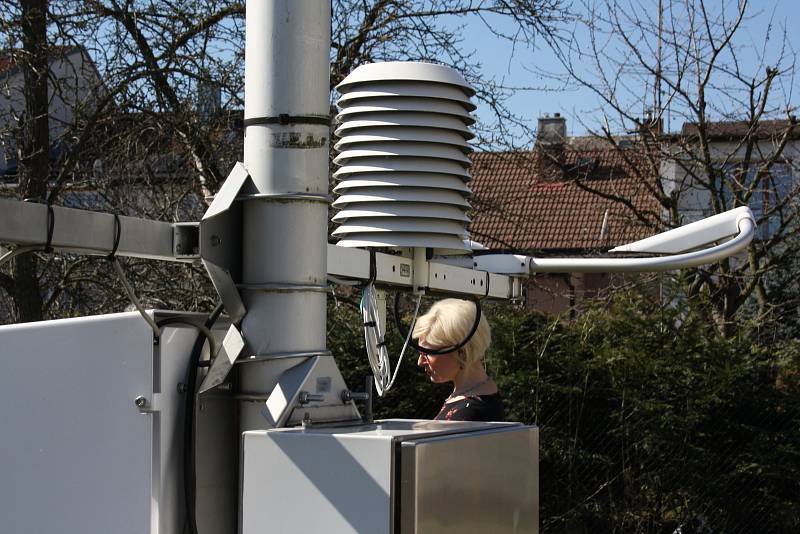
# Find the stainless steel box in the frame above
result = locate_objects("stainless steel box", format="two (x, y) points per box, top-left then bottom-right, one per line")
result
(242, 419), (538, 533)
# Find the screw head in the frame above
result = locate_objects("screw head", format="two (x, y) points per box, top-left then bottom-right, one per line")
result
(134, 395), (147, 408)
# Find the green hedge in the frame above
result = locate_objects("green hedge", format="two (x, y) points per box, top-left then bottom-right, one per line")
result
(329, 290), (800, 533)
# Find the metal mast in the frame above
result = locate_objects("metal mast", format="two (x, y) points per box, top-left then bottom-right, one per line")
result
(239, 0), (332, 430)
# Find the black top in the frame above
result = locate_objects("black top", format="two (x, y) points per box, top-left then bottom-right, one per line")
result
(434, 393), (505, 422)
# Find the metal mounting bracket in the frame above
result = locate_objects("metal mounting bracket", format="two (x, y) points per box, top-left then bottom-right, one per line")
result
(200, 162), (256, 323)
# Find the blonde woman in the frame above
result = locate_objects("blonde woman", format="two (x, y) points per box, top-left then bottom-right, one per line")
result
(412, 298), (503, 421)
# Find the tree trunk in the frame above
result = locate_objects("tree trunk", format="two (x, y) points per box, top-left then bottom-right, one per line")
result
(12, 0), (49, 322)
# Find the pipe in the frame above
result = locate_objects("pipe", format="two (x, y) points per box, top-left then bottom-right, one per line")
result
(473, 210), (756, 275)
(239, 0), (331, 430)
(527, 217), (755, 273)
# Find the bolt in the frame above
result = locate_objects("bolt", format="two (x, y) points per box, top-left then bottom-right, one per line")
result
(177, 383), (187, 394)
(134, 396), (147, 408)
(210, 235), (221, 246)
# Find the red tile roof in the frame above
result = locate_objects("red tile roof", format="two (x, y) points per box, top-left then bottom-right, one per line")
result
(469, 146), (663, 252)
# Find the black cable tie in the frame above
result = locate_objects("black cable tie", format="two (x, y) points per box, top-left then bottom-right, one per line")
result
(44, 204), (54, 253)
(362, 249), (377, 287)
(22, 197), (54, 253)
(243, 115), (330, 127)
(363, 321), (377, 327)
(376, 340), (387, 348)
(106, 214), (122, 261)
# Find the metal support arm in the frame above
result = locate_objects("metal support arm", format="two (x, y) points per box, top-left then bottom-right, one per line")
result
(0, 197), (197, 262)
(327, 244), (520, 299)
(473, 207), (756, 275)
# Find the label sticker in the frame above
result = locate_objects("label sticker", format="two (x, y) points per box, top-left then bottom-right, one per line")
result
(316, 376), (332, 393)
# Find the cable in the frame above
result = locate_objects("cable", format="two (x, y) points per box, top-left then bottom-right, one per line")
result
(154, 317), (218, 359)
(111, 257), (160, 338)
(0, 245), (39, 269)
(387, 292), (422, 391)
(393, 293), (483, 355)
(361, 283), (389, 396)
(361, 283), (422, 397)
(168, 302), (225, 534)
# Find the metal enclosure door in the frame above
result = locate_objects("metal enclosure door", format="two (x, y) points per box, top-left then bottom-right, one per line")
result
(0, 311), (214, 534)
(0, 313), (156, 534)
(400, 426), (539, 534)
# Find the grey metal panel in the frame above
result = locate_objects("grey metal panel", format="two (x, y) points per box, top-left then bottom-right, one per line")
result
(0, 311), (236, 534)
(0, 312), (156, 534)
(195, 391), (239, 534)
(400, 426), (539, 534)
(242, 430), (395, 534)
(156, 322), (203, 534)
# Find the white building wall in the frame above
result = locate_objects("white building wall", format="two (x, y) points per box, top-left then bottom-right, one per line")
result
(662, 138), (800, 228)
(0, 47), (102, 173)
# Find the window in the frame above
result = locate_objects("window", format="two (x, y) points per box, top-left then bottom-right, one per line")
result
(712, 162), (795, 239)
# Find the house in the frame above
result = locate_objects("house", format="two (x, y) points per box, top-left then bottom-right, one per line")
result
(469, 115), (663, 313)
(469, 114), (800, 314)
(663, 119), (800, 239)
(0, 46), (103, 176)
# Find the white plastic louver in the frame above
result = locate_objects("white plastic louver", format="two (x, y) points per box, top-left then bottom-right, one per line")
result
(333, 61), (476, 252)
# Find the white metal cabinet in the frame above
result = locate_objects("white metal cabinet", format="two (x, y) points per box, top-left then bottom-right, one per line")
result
(0, 311), (212, 534)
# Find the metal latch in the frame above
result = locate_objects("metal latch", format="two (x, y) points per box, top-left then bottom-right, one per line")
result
(134, 393), (162, 413)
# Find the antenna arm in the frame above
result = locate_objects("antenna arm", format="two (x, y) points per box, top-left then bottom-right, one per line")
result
(474, 211), (756, 275)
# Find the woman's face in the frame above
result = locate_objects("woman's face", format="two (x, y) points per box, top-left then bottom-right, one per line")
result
(417, 341), (462, 383)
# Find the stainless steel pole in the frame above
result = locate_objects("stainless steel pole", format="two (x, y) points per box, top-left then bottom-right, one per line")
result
(240, 0), (331, 430)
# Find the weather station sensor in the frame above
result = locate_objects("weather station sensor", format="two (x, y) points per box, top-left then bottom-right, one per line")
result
(0, 1), (756, 534)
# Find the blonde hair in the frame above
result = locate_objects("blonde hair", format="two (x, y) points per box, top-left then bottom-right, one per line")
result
(412, 298), (491, 367)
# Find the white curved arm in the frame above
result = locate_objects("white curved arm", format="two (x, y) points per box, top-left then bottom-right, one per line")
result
(609, 206), (754, 254)
(473, 208), (756, 274)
